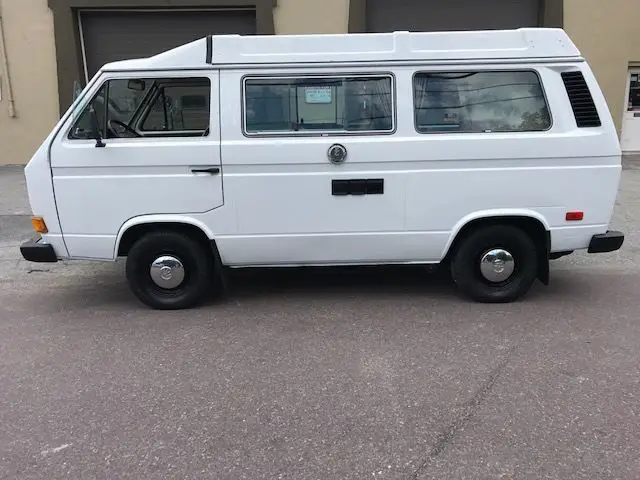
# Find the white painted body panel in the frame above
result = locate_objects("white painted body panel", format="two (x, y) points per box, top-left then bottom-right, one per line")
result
(23, 141), (69, 258)
(103, 28), (581, 72)
(21, 29), (622, 268)
(208, 63), (620, 266)
(48, 71), (223, 260)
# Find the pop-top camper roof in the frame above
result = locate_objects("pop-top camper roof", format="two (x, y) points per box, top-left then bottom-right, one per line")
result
(101, 28), (582, 72)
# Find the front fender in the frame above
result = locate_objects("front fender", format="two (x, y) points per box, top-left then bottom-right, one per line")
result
(113, 214), (215, 259)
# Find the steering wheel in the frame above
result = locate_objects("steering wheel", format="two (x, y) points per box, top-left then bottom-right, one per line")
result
(108, 119), (141, 138)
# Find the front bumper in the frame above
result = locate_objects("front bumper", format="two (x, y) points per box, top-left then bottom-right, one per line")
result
(588, 230), (625, 254)
(20, 235), (59, 263)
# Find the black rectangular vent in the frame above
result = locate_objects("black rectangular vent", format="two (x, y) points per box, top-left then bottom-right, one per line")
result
(332, 179), (384, 196)
(561, 71), (601, 128)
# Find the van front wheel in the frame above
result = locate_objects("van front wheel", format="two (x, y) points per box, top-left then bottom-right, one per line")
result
(125, 231), (214, 310)
(450, 225), (538, 303)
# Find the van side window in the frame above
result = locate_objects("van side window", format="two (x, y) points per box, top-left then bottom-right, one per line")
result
(69, 77), (211, 140)
(69, 84), (107, 140)
(413, 71), (551, 134)
(243, 75), (394, 134)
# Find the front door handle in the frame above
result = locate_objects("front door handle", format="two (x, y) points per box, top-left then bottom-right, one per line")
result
(191, 167), (220, 175)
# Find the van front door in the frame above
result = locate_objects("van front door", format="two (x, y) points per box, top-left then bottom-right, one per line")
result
(50, 72), (222, 259)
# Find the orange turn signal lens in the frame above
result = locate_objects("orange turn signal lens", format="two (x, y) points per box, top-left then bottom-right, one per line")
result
(31, 216), (48, 234)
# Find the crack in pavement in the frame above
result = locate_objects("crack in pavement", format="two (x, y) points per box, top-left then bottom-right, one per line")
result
(409, 346), (517, 479)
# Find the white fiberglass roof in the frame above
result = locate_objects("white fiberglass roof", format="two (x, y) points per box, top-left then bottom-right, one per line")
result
(102, 28), (582, 72)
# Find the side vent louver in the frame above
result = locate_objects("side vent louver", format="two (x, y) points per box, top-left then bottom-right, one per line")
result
(561, 71), (601, 128)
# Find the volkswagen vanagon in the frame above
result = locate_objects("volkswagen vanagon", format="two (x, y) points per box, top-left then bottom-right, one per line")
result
(20, 28), (625, 309)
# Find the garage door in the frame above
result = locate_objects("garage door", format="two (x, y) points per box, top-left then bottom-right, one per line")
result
(80, 10), (256, 78)
(366, 0), (541, 32)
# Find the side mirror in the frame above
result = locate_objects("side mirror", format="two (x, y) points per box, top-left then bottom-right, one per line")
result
(88, 105), (106, 148)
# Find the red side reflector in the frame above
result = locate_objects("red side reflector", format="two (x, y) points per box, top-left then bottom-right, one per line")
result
(566, 211), (584, 221)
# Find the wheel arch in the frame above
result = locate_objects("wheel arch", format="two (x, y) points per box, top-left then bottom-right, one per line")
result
(442, 211), (551, 285)
(115, 215), (216, 258)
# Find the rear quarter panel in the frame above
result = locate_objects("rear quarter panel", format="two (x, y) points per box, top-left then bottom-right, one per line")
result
(398, 62), (621, 259)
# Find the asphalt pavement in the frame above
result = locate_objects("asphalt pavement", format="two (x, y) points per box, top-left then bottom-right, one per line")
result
(1, 165), (639, 479)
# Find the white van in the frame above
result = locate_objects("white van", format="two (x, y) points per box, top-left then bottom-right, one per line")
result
(20, 28), (625, 309)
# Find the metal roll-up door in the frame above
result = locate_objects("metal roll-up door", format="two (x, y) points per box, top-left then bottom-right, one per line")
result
(80, 10), (256, 78)
(366, 0), (541, 32)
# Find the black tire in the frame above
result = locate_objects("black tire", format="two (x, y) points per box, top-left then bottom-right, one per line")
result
(125, 231), (214, 310)
(450, 225), (538, 303)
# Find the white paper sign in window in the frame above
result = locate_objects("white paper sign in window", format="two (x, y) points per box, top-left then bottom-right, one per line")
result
(305, 86), (332, 104)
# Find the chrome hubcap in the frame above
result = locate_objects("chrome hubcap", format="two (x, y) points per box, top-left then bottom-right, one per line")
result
(150, 255), (185, 289)
(479, 249), (515, 283)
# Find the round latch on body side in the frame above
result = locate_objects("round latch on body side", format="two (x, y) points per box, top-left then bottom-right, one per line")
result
(327, 144), (347, 164)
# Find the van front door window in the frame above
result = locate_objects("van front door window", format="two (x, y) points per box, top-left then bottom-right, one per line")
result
(68, 77), (211, 140)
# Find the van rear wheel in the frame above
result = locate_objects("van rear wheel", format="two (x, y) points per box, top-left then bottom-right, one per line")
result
(125, 231), (214, 310)
(450, 225), (538, 303)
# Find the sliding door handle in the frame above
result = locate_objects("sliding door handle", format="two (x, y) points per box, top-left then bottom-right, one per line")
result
(191, 167), (220, 175)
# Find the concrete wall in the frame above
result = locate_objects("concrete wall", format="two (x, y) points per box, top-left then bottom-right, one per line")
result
(564, 0), (640, 135)
(275, 0), (348, 34)
(0, 0), (59, 165)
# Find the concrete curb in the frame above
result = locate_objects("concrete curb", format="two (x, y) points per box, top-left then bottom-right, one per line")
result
(0, 164), (29, 217)
(623, 156), (640, 169)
